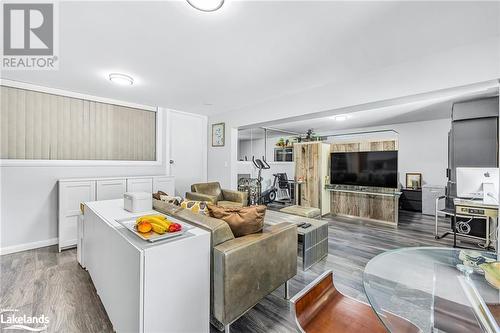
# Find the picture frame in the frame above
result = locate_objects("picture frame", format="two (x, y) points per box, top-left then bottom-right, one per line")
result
(406, 173), (422, 189)
(212, 122), (225, 147)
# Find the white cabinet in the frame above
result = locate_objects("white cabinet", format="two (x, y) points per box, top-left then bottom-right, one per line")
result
(97, 179), (127, 200)
(58, 181), (95, 251)
(127, 178), (153, 193)
(59, 175), (174, 251)
(153, 176), (175, 195)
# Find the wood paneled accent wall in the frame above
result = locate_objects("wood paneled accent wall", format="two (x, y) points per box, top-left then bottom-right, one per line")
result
(331, 139), (398, 153)
(294, 142), (330, 215)
(330, 139), (399, 225)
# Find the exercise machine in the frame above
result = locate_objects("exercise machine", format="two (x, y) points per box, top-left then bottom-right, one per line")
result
(252, 157), (277, 205)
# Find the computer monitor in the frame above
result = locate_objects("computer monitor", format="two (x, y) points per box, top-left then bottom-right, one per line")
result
(456, 167), (499, 204)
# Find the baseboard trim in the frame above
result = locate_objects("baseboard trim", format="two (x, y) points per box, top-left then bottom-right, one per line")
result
(0, 238), (59, 255)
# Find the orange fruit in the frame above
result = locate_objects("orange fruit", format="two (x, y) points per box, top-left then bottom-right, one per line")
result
(137, 221), (152, 233)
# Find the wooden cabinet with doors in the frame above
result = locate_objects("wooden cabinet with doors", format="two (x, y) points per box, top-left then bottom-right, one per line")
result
(294, 142), (331, 215)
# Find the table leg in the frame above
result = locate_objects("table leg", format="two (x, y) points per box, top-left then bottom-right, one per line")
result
(302, 235), (306, 271)
(453, 213), (457, 248)
(486, 216), (490, 248)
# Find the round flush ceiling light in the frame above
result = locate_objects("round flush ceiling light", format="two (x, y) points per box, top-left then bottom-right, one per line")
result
(187, 0), (224, 12)
(331, 114), (351, 121)
(109, 73), (134, 86)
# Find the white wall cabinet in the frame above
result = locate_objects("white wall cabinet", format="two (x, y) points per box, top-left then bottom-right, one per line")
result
(96, 179), (127, 200)
(59, 175), (174, 251)
(127, 178), (153, 193)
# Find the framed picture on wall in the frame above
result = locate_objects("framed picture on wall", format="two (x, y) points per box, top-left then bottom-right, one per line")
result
(406, 173), (422, 189)
(212, 123), (225, 147)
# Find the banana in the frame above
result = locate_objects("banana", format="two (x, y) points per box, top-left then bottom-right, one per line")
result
(149, 217), (171, 229)
(136, 215), (167, 224)
(150, 223), (167, 234)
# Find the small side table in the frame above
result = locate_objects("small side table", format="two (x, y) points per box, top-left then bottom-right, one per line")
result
(297, 220), (328, 270)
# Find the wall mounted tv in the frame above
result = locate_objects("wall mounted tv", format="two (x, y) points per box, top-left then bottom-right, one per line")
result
(330, 151), (398, 188)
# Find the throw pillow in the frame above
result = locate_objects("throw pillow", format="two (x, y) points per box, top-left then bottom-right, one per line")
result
(152, 191), (168, 200)
(181, 200), (209, 215)
(160, 194), (184, 206)
(207, 204), (266, 237)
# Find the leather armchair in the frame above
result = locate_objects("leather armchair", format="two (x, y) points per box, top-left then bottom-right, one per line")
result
(186, 182), (248, 208)
(153, 199), (297, 332)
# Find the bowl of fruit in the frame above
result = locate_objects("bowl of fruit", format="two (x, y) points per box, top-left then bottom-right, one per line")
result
(117, 214), (187, 242)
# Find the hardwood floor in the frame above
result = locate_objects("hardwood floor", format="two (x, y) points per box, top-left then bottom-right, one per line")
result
(0, 212), (472, 333)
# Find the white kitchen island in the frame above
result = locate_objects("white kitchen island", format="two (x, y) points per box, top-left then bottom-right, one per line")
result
(82, 199), (210, 333)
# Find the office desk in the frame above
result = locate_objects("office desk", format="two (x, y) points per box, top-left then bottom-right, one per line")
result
(453, 199), (499, 250)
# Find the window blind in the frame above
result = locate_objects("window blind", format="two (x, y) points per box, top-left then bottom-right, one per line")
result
(0, 86), (156, 161)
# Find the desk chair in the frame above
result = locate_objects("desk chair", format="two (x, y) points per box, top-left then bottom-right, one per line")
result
(435, 195), (456, 239)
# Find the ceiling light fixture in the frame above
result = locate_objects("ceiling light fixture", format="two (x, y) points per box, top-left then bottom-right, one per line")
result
(332, 114), (350, 121)
(187, 0), (224, 12)
(109, 73), (134, 86)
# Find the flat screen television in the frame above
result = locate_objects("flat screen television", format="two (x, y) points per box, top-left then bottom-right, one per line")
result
(330, 151), (398, 188)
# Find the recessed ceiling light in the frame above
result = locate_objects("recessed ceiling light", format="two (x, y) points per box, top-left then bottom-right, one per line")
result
(331, 114), (351, 121)
(109, 73), (134, 86)
(187, 0), (224, 12)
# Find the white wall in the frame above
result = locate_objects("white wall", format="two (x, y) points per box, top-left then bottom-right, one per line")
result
(0, 113), (169, 253)
(208, 37), (500, 189)
(324, 118), (451, 187)
(238, 135), (294, 161)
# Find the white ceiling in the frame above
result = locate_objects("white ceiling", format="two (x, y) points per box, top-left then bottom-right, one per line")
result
(239, 88), (498, 136)
(2, 1), (499, 116)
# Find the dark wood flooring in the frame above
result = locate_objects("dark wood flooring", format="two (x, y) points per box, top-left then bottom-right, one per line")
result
(1, 212), (476, 333)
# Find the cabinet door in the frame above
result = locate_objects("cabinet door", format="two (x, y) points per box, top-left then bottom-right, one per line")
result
(153, 177), (175, 195)
(97, 179), (127, 200)
(126, 178), (153, 193)
(59, 181), (96, 251)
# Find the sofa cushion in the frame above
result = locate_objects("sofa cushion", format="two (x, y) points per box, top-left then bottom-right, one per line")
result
(180, 200), (209, 215)
(280, 205), (321, 218)
(207, 204), (266, 237)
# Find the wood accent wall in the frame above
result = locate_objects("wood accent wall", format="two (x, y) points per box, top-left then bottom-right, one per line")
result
(331, 139), (398, 153)
(330, 139), (399, 224)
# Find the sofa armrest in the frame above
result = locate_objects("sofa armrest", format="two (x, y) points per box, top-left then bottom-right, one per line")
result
(212, 222), (297, 325)
(185, 192), (218, 204)
(221, 189), (248, 206)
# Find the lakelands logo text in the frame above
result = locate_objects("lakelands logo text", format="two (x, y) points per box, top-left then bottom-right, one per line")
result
(2, 2), (59, 70)
(1, 309), (49, 332)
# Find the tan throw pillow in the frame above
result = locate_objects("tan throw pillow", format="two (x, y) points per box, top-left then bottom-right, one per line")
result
(207, 204), (266, 237)
(181, 200), (209, 215)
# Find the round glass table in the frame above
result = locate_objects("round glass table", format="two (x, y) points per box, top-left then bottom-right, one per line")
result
(363, 247), (500, 333)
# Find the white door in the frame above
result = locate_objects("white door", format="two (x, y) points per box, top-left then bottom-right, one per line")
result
(168, 110), (207, 197)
